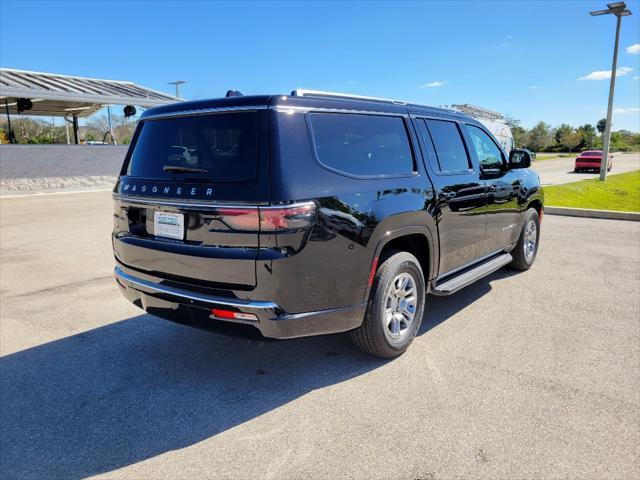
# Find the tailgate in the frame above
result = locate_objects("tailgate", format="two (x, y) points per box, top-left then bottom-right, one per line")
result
(112, 109), (269, 288)
(113, 197), (260, 286)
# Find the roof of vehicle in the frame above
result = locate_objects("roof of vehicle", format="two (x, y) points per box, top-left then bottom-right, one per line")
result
(140, 91), (472, 121)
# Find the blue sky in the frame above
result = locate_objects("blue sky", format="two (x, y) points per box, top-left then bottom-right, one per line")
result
(1, 0), (639, 131)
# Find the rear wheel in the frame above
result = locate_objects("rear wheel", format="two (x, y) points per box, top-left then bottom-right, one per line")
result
(351, 251), (425, 358)
(510, 208), (540, 271)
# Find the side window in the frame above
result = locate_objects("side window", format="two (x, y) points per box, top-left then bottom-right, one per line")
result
(423, 119), (471, 173)
(467, 125), (504, 170)
(308, 113), (415, 177)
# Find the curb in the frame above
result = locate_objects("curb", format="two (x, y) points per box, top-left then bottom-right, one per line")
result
(545, 206), (640, 222)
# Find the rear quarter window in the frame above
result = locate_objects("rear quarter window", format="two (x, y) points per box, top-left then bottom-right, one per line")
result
(308, 113), (415, 177)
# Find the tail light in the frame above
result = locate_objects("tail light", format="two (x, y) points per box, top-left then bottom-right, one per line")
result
(212, 202), (315, 232)
(259, 203), (316, 231)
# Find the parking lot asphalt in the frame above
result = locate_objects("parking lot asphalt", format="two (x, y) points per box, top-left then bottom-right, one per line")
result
(533, 152), (640, 186)
(1, 191), (639, 480)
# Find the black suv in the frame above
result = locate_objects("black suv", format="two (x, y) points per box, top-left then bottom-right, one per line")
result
(113, 90), (543, 358)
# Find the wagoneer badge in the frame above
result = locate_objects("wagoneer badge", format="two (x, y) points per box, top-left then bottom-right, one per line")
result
(119, 180), (214, 198)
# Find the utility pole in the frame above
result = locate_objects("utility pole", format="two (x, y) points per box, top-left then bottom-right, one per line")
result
(168, 80), (187, 100)
(589, 2), (632, 181)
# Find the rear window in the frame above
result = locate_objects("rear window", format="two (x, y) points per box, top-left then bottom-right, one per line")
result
(582, 151), (602, 157)
(308, 113), (414, 177)
(125, 112), (258, 182)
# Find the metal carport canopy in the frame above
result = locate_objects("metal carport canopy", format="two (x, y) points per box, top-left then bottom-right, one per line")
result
(0, 68), (178, 117)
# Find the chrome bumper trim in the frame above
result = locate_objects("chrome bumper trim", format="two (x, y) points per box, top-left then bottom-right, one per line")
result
(114, 266), (278, 311)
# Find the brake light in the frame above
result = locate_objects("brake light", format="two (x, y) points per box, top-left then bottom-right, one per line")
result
(259, 204), (316, 232)
(213, 208), (260, 230)
(212, 202), (316, 232)
(210, 308), (258, 322)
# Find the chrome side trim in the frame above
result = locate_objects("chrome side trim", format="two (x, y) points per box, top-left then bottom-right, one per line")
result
(432, 253), (513, 296)
(114, 266), (278, 310)
(113, 195), (315, 211)
(142, 105), (267, 121)
(436, 248), (510, 281)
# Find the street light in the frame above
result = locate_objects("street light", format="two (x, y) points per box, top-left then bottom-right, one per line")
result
(168, 80), (187, 100)
(589, 2), (632, 181)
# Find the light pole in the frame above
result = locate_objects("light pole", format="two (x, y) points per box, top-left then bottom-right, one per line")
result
(168, 80), (187, 100)
(590, 2), (632, 181)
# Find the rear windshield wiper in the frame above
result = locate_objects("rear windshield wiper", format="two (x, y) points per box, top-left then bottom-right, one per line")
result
(162, 165), (209, 174)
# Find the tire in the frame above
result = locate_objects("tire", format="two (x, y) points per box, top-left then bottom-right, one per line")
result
(350, 251), (425, 358)
(510, 208), (540, 271)
(574, 167), (580, 173)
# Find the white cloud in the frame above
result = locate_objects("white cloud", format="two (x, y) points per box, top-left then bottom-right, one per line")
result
(418, 81), (445, 88)
(634, 76), (640, 80)
(579, 66), (633, 80)
(626, 44), (640, 54)
(347, 80), (356, 85)
(613, 107), (640, 114)
(528, 85), (539, 89)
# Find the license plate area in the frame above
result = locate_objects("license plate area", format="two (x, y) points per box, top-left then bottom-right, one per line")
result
(154, 211), (184, 240)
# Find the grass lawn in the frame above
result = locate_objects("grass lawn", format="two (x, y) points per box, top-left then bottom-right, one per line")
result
(535, 153), (578, 161)
(544, 169), (640, 212)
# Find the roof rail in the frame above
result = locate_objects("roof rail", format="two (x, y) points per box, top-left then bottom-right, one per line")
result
(291, 89), (408, 106)
(451, 104), (505, 121)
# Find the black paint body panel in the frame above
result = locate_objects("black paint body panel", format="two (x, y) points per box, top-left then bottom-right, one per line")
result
(112, 94), (543, 339)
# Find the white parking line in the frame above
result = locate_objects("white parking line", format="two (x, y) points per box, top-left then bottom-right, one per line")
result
(0, 188), (113, 199)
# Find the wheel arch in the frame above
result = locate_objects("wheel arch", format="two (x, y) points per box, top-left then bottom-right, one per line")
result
(527, 198), (543, 216)
(363, 226), (438, 301)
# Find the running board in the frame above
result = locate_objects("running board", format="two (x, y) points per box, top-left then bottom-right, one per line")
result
(432, 253), (513, 296)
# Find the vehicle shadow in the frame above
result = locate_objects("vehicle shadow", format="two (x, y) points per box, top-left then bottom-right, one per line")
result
(419, 268), (511, 335)
(0, 270), (510, 479)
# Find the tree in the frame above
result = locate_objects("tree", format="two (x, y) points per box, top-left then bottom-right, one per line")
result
(554, 124), (573, 145)
(577, 124), (597, 149)
(527, 122), (552, 152)
(559, 130), (582, 153)
(504, 115), (528, 148)
(597, 118), (607, 136)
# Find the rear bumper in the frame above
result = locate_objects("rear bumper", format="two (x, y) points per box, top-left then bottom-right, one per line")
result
(114, 266), (366, 339)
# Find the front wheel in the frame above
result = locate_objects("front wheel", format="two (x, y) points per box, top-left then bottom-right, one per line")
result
(350, 251), (425, 358)
(510, 208), (540, 271)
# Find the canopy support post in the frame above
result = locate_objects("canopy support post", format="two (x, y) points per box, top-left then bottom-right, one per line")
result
(4, 99), (15, 144)
(72, 115), (79, 144)
(64, 116), (70, 144)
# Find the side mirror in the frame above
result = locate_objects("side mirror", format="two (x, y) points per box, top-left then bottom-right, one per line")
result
(509, 149), (532, 169)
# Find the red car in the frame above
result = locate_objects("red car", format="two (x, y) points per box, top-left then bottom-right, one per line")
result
(574, 150), (613, 173)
